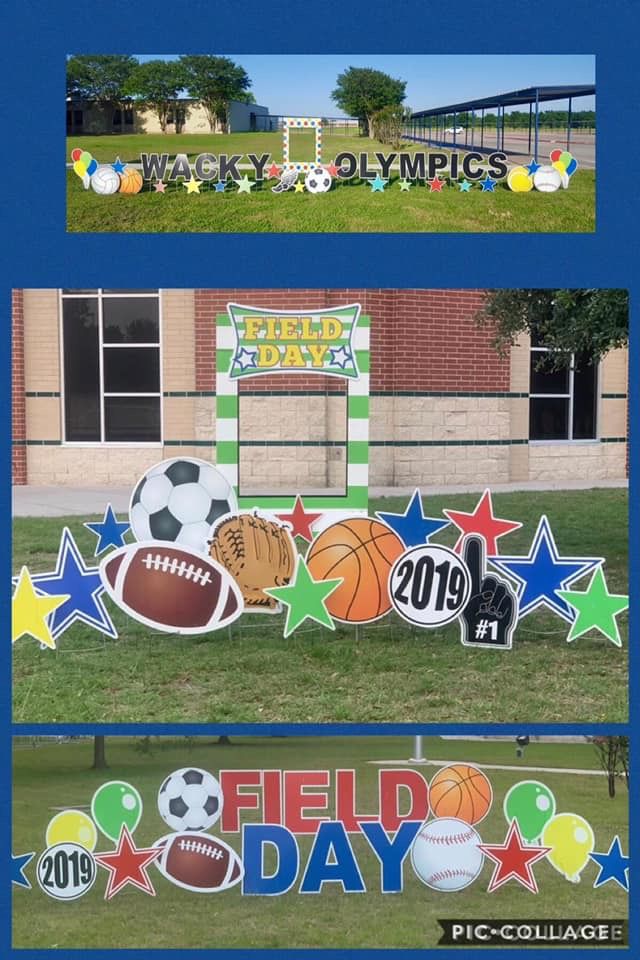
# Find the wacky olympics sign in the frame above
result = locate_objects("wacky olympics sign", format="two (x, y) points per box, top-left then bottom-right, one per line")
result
(70, 117), (579, 198)
(13, 764), (628, 901)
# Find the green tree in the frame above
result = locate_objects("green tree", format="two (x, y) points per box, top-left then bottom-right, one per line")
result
(66, 55), (137, 103)
(371, 104), (411, 148)
(180, 55), (251, 132)
(592, 736), (629, 798)
(476, 289), (628, 368)
(331, 66), (406, 138)
(92, 736), (108, 770)
(124, 59), (186, 133)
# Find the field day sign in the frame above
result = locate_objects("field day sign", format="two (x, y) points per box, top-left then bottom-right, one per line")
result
(69, 117), (579, 197)
(15, 763), (627, 902)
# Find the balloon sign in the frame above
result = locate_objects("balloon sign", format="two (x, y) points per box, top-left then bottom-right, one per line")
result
(542, 812), (595, 883)
(91, 781), (143, 842)
(70, 148), (95, 190)
(45, 810), (97, 852)
(550, 149), (578, 186)
(503, 780), (556, 842)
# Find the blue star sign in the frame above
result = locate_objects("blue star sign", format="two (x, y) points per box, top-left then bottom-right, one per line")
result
(28, 528), (118, 640)
(12, 852), (35, 888)
(234, 347), (257, 371)
(370, 175), (387, 192)
(490, 515), (602, 623)
(329, 345), (352, 369)
(376, 489), (449, 548)
(84, 504), (130, 556)
(590, 836), (629, 892)
(480, 177), (497, 192)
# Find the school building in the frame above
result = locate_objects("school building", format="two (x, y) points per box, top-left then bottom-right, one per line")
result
(66, 98), (273, 136)
(12, 289), (628, 490)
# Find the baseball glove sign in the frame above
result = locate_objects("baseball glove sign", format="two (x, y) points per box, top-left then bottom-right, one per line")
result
(210, 513), (296, 613)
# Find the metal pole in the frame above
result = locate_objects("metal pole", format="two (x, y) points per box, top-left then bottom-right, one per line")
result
(567, 96), (572, 150)
(528, 102), (532, 154)
(481, 108), (484, 149)
(534, 88), (540, 163)
(471, 109), (475, 148)
(409, 736), (426, 763)
(496, 106), (500, 149)
(453, 111), (457, 148)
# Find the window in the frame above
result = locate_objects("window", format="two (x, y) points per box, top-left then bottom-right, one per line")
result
(61, 290), (161, 443)
(112, 108), (121, 126)
(529, 342), (598, 441)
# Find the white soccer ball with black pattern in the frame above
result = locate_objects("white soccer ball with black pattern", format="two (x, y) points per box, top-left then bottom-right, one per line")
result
(158, 767), (224, 832)
(304, 166), (332, 194)
(129, 457), (237, 554)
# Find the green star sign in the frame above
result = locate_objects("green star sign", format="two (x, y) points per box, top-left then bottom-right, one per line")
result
(266, 558), (343, 638)
(557, 567), (629, 647)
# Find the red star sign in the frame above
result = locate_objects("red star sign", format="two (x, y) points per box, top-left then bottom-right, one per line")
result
(428, 177), (445, 192)
(267, 163), (282, 178)
(324, 164), (339, 177)
(444, 489), (523, 555)
(276, 496), (323, 542)
(479, 820), (551, 893)
(94, 825), (161, 900)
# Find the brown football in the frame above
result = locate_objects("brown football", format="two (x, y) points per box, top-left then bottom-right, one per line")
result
(155, 832), (243, 893)
(99, 542), (242, 634)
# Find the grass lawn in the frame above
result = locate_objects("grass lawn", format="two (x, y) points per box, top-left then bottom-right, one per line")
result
(12, 736), (628, 949)
(66, 134), (595, 233)
(12, 489), (627, 724)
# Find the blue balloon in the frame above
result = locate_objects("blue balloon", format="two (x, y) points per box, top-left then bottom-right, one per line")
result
(566, 158), (578, 176)
(87, 158), (98, 176)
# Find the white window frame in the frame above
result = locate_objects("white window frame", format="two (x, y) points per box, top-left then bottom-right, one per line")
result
(529, 344), (600, 445)
(59, 289), (164, 447)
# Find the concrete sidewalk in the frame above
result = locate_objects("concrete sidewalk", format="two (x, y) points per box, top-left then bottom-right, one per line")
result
(12, 479), (628, 517)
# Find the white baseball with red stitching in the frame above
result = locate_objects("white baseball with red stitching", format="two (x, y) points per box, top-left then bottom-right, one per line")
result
(411, 817), (484, 891)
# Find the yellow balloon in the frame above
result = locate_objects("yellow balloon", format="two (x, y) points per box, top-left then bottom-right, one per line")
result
(46, 810), (97, 852)
(552, 160), (567, 174)
(542, 813), (594, 883)
(507, 166), (533, 192)
(73, 160), (87, 177)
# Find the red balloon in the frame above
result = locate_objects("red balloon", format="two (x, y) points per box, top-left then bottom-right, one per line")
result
(550, 149), (562, 162)
(71, 148), (82, 162)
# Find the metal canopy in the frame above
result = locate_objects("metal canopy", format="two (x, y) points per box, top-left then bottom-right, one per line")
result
(411, 85), (595, 119)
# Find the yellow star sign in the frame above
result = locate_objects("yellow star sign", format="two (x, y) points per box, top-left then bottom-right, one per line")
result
(184, 178), (201, 194)
(294, 181), (305, 193)
(12, 567), (69, 650)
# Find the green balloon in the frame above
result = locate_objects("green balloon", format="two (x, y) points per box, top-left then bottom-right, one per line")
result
(91, 781), (143, 841)
(80, 150), (93, 166)
(559, 151), (573, 167)
(503, 780), (556, 841)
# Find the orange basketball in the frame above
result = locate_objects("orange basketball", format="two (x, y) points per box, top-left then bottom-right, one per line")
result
(429, 764), (493, 825)
(305, 518), (405, 623)
(118, 167), (143, 194)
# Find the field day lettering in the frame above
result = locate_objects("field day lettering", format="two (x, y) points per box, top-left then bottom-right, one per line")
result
(242, 315), (343, 369)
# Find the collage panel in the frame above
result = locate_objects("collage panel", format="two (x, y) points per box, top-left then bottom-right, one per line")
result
(12, 733), (629, 949)
(66, 54), (595, 234)
(11, 288), (628, 725)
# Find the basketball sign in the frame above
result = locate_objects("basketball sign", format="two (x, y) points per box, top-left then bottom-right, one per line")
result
(389, 544), (472, 627)
(429, 764), (493, 824)
(306, 518), (405, 623)
(36, 843), (97, 900)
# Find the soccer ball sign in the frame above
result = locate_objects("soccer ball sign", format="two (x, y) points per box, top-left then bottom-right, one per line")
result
(158, 768), (223, 832)
(305, 167), (332, 194)
(130, 458), (237, 554)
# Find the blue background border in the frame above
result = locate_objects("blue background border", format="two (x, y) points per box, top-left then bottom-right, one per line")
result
(2, 0), (637, 955)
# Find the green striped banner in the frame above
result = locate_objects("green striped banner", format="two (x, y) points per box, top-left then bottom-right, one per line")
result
(216, 304), (370, 516)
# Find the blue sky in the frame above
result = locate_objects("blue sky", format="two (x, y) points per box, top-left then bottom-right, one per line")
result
(134, 54), (595, 114)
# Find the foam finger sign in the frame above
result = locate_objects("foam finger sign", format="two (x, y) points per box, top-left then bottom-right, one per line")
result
(36, 843), (97, 901)
(389, 545), (471, 627)
(411, 817), (484, 891)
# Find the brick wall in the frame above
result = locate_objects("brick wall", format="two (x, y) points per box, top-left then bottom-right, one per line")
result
(194, 288), (503, 392)
(12, 290), (26, 484)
